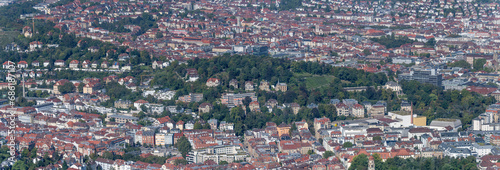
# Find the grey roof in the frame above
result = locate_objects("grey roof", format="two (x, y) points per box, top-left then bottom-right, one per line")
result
(108, 114), (138, 120)
(330, 99), (340, 105)
(430, 119), (462, 128)
(386, 81), (399, 86)
(440, 132), (459, 138)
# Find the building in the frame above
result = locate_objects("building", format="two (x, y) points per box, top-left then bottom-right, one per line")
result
(369, 104), (386, 118)
(108, 114), (138, 123)
(206, 78), (220, 87)
(134, 99), (149, 110)
(413, 116), (427, 126)
(277, 123), (291, 137)
(54, 60), (65, 67)
(18, 114), (34, 124)
(142, 131), (156, 146)
(314, 117), (331, 132)
(388, 111), (414, 127)
(491, 90), (500, 101)
(83, 82), (101, 94)
(198, 103), (212, 114)
(114, 99), (132, 109)
(17, 61), (28, 68)
(29, 41), (43, 51)
(219, 121), (234, 131)
(208, 119), (217, 130)
(221, 93), (257, 108)
(429, 119), (462, 131)
(384, 81), (402, 94)
(187, 145), (249, 164)
(95, 158), (114, 170)
(69, 60), (79, 69)
(276, 82), (288, 92)
(398, 68), (442, 87)
(336, 103), (350, 116)
(245, 81), (254, 91)
(152, 61), (164, 69)
(249, 101), (260, 112)
(401, 101), (412, 111)
(229, 79), (238, 88)
(178, 93), (204, 103)
(352, 104), (365, 117)
(442, 78), (469, 91)
(259, 81), (270, 91)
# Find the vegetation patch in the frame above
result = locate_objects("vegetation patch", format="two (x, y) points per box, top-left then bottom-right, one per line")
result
(0, 31), (19, 48)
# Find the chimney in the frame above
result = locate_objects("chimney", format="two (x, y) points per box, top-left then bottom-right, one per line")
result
(410, 102), (414, 125)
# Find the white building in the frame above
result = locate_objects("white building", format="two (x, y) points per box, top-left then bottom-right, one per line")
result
(388, 111), (415, 127)
(340, 126), (367, 137)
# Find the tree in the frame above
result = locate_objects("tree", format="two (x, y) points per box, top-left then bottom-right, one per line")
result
(289, 123), (297, 134)
(323, 151), (334, 158)
(175, 136), (192, 158)
(243, 96), (252, 107)
(448, 60), (471, 69)
(473, 59), (487, 71)
(174, 159), (188, 165)
(156, 32), (163, 39)
(219, 161), (228, 165)
(349, 154), (368, 170)
(61, 34), (77, 47)
(62, 161), (68, 170)
(78, 83), (85, 93)
(307, 150), (314, 155)
(370, 35), (415, 49)
(373, 136), (382, 141)
(425, 38), (436, 47)
(59, 82), (76, 94)
(343, 142), (353, 148)
(193, 122), (203, 129)
(12, 160), (27, 170)
(363, 49), (372, 56)
(140, 105), (148, 112)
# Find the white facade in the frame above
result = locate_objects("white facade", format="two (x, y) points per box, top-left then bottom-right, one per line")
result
(388, 111), (414, 127)
(340, 126), (367, 137)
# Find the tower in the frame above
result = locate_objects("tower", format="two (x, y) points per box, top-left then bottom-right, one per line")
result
(368, 156), (375, 170)
(236, 16), (241, 27)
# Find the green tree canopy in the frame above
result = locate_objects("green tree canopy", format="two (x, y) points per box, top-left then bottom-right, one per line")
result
(349, 154), (368, 170)
(448, 60), (471, 69)
(323, 151), (334, 158)
(343, 142), (353, 148)
(175, 136), (192, 158)
(59, 82), (75, 94)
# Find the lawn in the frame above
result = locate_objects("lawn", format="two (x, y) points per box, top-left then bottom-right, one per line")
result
(295, 73), (337, 90)
(305, 76), (336, 89)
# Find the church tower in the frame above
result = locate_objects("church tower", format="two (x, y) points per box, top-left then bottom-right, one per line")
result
(368, 156), (375, 170)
